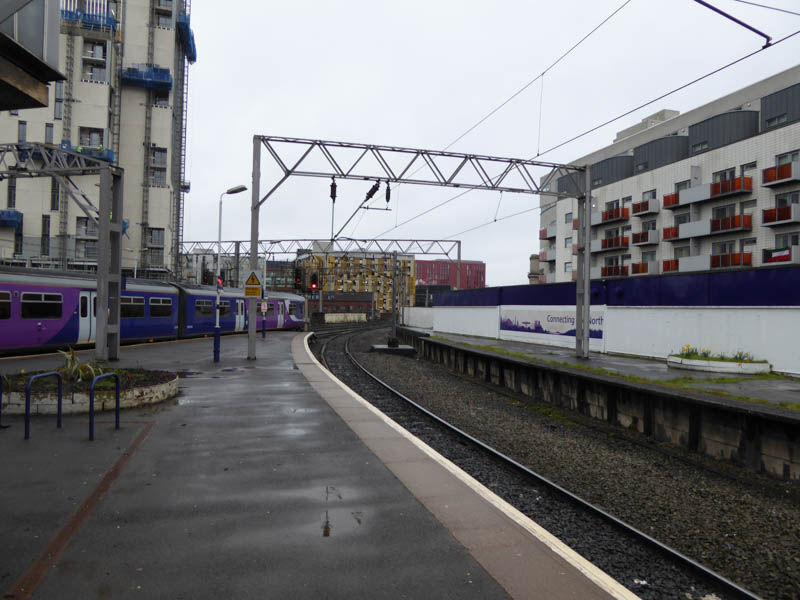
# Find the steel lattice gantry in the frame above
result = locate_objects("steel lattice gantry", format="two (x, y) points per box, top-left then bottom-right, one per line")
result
(0, 142), (124, 360)
(247, 135), (591, 360)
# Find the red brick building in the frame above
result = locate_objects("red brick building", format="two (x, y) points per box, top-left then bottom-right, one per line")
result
(415, 259), (485, 289)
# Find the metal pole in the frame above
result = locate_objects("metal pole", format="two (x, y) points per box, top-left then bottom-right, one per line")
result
(318, 256), (323, 314)
(214, 191), (223, 363)
(248, 138), (261, 360)
(456, 241), (462, 290)
(391, 251), (397, 340)
(575, 167), (592, 359)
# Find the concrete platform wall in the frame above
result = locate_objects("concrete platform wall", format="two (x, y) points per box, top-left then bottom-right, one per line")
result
(398, 329), (800, 482)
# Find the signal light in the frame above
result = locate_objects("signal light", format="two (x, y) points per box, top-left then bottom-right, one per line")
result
(294, 267), (302, 289)
(216, 276), (223, 291)
(310, 272), (318, 290)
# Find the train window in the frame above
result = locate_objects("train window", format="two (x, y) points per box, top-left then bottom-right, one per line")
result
(21, 292), (62, 319)
(266, 303), (274, 316)
(195, 299), (213, 316)
(288, 303), (296, 316)
(121, 296), (145, 318)
(149, 297), (172, 318)
(80, 296), (88, 318)
(219, 301), (230, 317)
(0, 291), (10, 319)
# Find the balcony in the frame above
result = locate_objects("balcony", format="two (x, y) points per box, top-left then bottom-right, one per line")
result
(631, 262), (655, 276)
(601, 265), (628, 278)
(762, 246), (800, 265)
(573, 218), (579, 230)
(762, 160), (800, 187)
(121, 64), (173, 91)
(676, 214), (752, 239)
(632, 199), (659, 216)
(631, 230), (658, 246)
(539, 226), (556, 240)
(711, 252), (752, 269)
(663, 259), (679, 273)
(539, 248), (555, 262)
(677, 177), (752, 207)
(678, 255), (710, 273)
(572, 243), (578, 255)
(663, 226), (680, 241)
(61, 9), (118, 31)
(591, 236), (629, 253)
(601, 207), (629, 223)
(663, 193), (680, 209)
(762, 204), (800, 227)
(571, 270), (578, 281)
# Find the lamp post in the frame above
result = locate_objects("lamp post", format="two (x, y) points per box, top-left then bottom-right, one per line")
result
(214, 184), (248, 362)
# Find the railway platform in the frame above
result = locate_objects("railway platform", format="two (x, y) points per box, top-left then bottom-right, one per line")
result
(0, 333), (634, 599)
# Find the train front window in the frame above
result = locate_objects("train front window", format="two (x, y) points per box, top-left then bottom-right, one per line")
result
(21, 292), (62, 319)
(0, 291), (10, 319)
(121, 296), (145, 318)
(149, 297), (172, 318)
(289, 303), (296, 316)
(195, 299), (212, 317)
(266, 304), (274, 316)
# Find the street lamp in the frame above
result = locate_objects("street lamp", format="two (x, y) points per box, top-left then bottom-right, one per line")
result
(214, 184), (248, 363)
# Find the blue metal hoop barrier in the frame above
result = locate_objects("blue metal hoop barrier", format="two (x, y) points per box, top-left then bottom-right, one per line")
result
(24, 372), (63, 440)
(89, 373), (120, 441)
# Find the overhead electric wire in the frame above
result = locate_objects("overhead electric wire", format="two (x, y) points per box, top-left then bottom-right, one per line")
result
(730, 0), (800, 17)
(536, 27), (800, 158)
(363, 0), (633, 238)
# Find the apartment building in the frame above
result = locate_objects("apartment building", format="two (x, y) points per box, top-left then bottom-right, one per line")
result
(539, 65), (800, 283)
(0, 0), (195, 279)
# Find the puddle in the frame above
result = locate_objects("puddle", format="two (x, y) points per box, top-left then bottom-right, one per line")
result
(176, 370), (202, 378)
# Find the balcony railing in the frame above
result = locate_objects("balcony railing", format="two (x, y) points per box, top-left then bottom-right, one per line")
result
(601, 207), (629, 223)
(663, 193), (679, 208)
(762, 161), (799, 187)
(710, 177), (752, 197)
(573, 218), (579, 230)
(663, 259), (679, 272)
(762, 205), (800, 226)
(539, 229), (548, 240)
(601, 265), (628, 277)
(631, 262), (651, 275)
(710, 214), (751, 233)
(632, 199), (659, 215)
(710, 252), (751, 269)
(572, 243), (578, 255)
(632, 230), (657, 245)
(600, 236), (628, 250)
(663, 226), (679, 240)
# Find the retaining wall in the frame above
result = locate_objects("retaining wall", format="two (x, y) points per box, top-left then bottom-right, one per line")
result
(398, 328), (800, 482)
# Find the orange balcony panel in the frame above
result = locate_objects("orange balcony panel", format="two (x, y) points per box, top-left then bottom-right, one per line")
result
(632, 200), (649, 215)
(710, 214), (752, 233)
(663, 259), (679, 272)
(710, 177), (752, 197)
(572, 243), (578, 255)
(663, 193), (679, 208)
(601, 207), (629, 222)
(600, 236), (629, 250)
(573, 218), (579, 230)
(762, 163), (793, 184)
(539, 229), (548, 240)
(632, 231), (652, 244)
(710, 252), (752, 269)
(663, 226), (679, 240)
(601, 265), (628, 277)
(763, 206), (793, 224)
(631, 262), (649, 275)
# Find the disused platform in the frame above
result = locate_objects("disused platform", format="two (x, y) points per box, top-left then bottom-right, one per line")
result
(0, 333), (634, 599)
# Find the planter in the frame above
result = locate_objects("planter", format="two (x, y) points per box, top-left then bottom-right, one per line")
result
(666, 356), (770, 375)
(1, 376), (179, 415)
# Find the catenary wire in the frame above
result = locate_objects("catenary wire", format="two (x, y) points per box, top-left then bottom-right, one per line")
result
(730, 0), (800, 17)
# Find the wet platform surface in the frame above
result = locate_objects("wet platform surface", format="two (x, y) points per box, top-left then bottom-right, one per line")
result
(0, 333), (633, 599)
(414, 329), (800, 411)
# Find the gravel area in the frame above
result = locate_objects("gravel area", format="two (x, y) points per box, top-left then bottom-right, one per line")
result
(340, 328), (800, 600)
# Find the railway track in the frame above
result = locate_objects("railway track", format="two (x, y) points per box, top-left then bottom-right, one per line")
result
(312, 327), (765, 600)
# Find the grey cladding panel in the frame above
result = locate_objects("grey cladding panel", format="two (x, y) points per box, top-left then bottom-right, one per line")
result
(688, 111), (758, 155)
(590, 155), (633, 188)
(761, 83), (800, 131)
(633, 136), (688, 173)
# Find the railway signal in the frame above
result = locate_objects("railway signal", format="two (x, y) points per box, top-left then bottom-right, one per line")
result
(310, 273), (318, 291)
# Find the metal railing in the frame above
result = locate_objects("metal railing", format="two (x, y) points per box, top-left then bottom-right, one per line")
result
(25, 372), (63, 440)
(89, 373), (120, 441)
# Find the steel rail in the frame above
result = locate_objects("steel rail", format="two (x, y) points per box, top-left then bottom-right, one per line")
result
(340, 332), (761, 600)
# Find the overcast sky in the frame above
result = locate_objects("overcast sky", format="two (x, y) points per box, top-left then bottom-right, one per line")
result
(183, 0), (800, 287)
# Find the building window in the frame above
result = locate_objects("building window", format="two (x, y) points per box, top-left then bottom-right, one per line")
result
(157, 14), (172, 27)
(146, 247), (164, 266)
(713, 168), (735, 183)
(76, 216), (98, 237)
(674, 246), (690, 259)
(741, 161), (757, 172)
(712, 240), (736, 255)
(78, 127), (103, 147)
(691, 141), (709, 153)
(18, 121), (26, 143)
(81, 64), (106, 82)
(147, 227), (165, 247)
(564, 262), (573, 273)
(674, 212), (690, 226)
(740, 199), (757, 215)
(564, 212), (572, 223)
(777, 150), (799, 165)
(776, 231), (800, 248)
(150, 168), (167, 186)
(7, 177), (16, 208)
(45, 123), (54, 144)
(605, 199), (619, 211)
(50, 180), (60, 211)
(642, 190), (656, 202)
(766, 114), (788, 128)
(564, 236), (572, 248)
(775, 191), (800, 207)
(675, 180), (691, 192)
(712, 204), (735, 219)
(77, 240), (98, 259)
(150, 147), (167, 167)
(9, 109), (18, 116)
(740, 237), (756, 253)
(641, 250), (656, 263)
(154, 91), (169, 107)
(642, 219), (656, 232)
(54, 81), (64, 121)
(40, 215), (50, 256)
